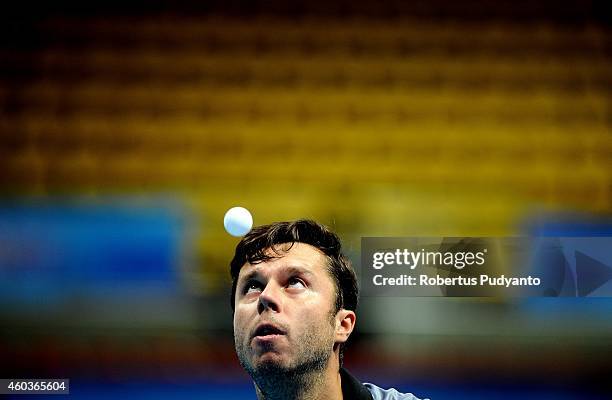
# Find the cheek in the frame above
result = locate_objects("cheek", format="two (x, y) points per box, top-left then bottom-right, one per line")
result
(233, 309), (250, 337)
(303, 289), (335, 318)
(300, 302), (333, 328)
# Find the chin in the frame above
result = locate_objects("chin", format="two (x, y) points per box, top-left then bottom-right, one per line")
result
(253, 353), (292, 371)
(256, 352), (286, 365)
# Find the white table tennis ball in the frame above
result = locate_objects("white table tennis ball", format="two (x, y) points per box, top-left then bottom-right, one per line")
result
(223, 206), (253, 237)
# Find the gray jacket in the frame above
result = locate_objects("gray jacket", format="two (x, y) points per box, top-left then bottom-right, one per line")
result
(365, 382), (428, 400)
(340, 368), (428, 400)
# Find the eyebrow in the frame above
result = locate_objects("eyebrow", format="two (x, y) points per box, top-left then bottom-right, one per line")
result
(238, 265), (315, 285)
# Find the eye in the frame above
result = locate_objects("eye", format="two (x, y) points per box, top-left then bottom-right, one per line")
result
(287, 277), (306, 289)
(243, 280), (262, 294)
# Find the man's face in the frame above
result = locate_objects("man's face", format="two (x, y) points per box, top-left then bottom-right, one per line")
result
(233, 242), (338, 377)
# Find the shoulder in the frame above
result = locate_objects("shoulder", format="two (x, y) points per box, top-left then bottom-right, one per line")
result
(364, 382), (430, 400)
(339, 367), (428, 400)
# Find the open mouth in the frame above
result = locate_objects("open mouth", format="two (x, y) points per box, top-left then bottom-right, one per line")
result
(253, 323), (286, 339)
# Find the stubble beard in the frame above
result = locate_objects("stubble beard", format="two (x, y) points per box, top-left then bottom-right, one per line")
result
(235, 317), (336, 399)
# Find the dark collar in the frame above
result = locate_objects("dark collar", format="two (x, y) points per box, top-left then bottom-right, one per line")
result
(340, 367), (374, 400)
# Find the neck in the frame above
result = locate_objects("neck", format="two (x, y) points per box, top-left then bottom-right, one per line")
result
(253, 356), (343, 400)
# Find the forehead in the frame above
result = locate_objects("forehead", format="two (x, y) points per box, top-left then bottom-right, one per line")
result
(238, 242), (330, 278)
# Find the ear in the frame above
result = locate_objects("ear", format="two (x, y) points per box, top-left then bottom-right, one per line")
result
(334, 309), (356, 343)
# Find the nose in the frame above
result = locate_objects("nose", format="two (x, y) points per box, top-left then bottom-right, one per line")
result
(258, 281), (282, 314)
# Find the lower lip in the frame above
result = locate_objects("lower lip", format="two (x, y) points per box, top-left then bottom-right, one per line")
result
(253, 334), (284, 342)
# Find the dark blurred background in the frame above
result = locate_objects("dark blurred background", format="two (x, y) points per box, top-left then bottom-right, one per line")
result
(1, 1), (611, 399)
